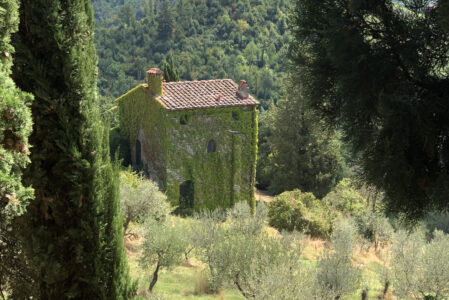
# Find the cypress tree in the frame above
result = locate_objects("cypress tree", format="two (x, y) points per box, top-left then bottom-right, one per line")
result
(163, 54), (180, 82)
(11, 0), (131, 298)
(0, 0), (34, 296)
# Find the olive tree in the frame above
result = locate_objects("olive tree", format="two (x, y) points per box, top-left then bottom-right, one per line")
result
(193, 202), (313, 299)
(120, 170), (169, 232)
(315, 220), (362, 299)
(139, 219), (188, 292)
(355, 211), (393, 251)
(391, 229), (449, 300)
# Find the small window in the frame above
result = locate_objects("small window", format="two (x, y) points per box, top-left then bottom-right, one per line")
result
(180, 115), (189, 125)
(207, 140), (216, 153)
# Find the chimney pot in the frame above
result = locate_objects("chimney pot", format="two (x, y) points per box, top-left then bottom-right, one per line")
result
(146, 68), (164, 96)
(236, 80), (249, 99)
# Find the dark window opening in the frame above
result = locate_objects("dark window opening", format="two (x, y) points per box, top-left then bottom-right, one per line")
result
(232, 111), (240, 121)
(179, 180), (194, 209)
(136, 140), (142, 165)
(180, 115), (189, 125)
(207, 140), (216, 153)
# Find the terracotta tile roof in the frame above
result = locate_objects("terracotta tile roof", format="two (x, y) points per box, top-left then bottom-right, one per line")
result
(159, 79), (259, 111)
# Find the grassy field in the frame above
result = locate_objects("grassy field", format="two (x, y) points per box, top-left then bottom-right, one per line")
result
(126, 215), (392, 300)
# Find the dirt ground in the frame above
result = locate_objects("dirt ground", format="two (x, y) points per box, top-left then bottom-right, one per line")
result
(255, 189), (274, 203)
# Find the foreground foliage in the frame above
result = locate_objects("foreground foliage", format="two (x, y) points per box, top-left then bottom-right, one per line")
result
(11, 0), (132, 298)
(0, 0), (33, 296)
(290, 0), (449, 219)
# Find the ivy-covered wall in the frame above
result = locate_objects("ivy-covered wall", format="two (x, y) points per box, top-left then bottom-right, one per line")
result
(116, 84), (257, 211)
(165, 106), (257, 211)
(116, 84), (168, 187)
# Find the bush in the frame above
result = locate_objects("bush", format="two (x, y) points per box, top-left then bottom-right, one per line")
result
(323, 178), (367, 216)
(391, 229), (449, 299)
(268, 190), (331, 238)
(120, 170), (169, 232)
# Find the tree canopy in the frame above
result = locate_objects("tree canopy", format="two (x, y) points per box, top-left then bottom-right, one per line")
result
(289, 0), (449, 219)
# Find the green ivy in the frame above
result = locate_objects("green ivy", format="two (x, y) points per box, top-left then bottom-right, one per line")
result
(117, 84), (257, 211)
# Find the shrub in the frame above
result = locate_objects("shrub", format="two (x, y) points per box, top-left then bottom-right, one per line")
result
(391, 229), (449, 299)
(323, 178), (367, 216)
(120, 170), (169, 232)
(268, 190), (331, 238)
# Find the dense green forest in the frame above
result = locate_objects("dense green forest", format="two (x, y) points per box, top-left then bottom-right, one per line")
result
(93, 0), (290, 109)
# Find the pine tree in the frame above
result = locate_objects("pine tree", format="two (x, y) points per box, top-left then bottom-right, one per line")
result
(144, 0), (154, 20)
(157, 0), (174, 40)
(0, 0), (34, 296)
(290, 0), (449, 219)
(11, 0), (132, 298)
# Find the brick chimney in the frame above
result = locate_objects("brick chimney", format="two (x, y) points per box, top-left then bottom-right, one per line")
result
(236, 80), (249, 99)
(147, 68), (164, 96)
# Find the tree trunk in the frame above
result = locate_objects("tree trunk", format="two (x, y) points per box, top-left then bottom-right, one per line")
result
(382, 280), (390, 299)
(149, 262), (161, 292)
(124, 216), (131, 233)
(361, 288), (368, 300)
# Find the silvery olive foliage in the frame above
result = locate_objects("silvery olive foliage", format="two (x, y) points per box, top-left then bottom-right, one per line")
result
(391, 229), (449, 300)
(193, 202), (314, 299)
(139, 218), (188, 292)
(120, 170), (169, 231)
(315, 220), (362, 300)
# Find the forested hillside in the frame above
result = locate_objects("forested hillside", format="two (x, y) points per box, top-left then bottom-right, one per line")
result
(93, 0), (290, 108)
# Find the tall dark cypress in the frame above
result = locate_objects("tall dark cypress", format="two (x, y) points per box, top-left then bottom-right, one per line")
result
(0, 0), (34, 296)
(12, 0), (131, 298)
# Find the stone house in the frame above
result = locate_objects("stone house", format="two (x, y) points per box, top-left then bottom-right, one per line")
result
(116, 68), (259, 211)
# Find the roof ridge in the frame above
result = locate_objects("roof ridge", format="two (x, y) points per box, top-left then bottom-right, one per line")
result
(163, 79), (234, 85)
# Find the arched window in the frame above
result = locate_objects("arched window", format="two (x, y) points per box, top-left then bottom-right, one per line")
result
(179, 180), (194, 209)
(135, 140), (142, 165)
(207, 140), (216, 153)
